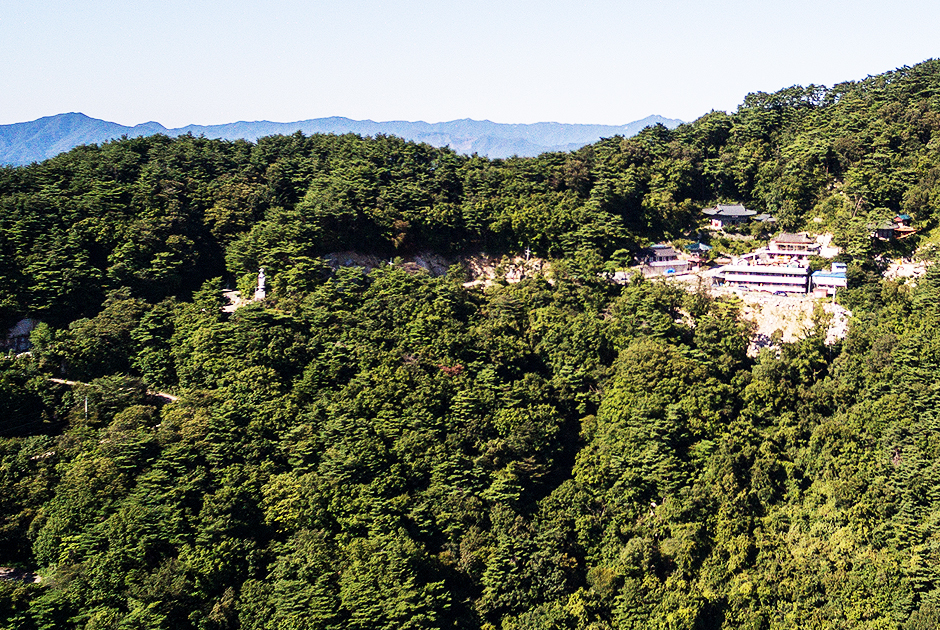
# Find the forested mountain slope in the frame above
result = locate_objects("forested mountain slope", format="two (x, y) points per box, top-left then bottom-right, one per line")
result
(2, 60), (940, 629)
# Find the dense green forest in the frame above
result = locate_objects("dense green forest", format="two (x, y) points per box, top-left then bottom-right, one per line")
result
(3, 60), (940, 629)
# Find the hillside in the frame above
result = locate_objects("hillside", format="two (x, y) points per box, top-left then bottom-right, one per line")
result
(0, 113), (683, 165)
(4, 60), (940, 629)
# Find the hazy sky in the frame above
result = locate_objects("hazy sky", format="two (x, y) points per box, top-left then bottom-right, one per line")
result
(1, 0), (938, 128)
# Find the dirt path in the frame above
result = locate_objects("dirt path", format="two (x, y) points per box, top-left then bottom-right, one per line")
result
(0, 567), (40, 583)
(48, 378), (179, 402)
(816, 233), (841, 258)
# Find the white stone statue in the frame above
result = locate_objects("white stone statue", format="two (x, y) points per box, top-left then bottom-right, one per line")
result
(254, 267), (266, 300)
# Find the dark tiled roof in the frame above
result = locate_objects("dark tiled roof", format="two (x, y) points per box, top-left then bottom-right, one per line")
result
(702, 203), (756, 217)
(7, 318), (37, 338)
(647, 244), (678, 258)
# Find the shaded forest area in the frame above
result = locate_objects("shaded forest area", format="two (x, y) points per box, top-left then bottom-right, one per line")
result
(3, 61), (940, 629)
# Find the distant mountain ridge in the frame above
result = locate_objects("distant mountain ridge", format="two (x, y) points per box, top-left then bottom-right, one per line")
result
(0, 112), (684, 165)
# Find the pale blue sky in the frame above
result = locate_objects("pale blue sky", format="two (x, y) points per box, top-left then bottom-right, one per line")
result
(1, 0), (938, 127)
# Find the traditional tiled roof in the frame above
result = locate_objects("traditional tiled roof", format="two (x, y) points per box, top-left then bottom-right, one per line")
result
(647, 243), (679, 259)
(7, 318), (37, 338)
(773, 232), (815, 244)
(702, 203), (756, 217)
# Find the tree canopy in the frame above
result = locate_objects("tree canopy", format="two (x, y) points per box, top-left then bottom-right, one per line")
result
(4, 59), (940, 629)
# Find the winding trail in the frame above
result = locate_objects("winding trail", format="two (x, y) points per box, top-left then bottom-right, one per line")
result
(0, 567), (40, 583)
(48, 378), (179, 402)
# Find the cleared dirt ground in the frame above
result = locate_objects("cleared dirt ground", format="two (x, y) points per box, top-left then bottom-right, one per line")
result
(708, 287), (850, 355)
